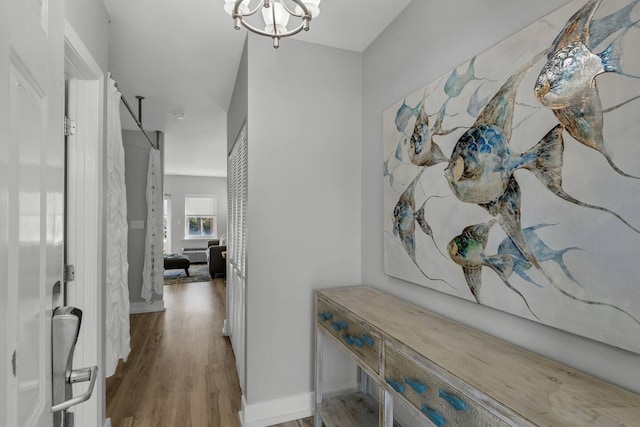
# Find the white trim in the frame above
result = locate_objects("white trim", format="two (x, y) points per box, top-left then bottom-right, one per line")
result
(64, 20), (105, 427)
(104, 419), (112, 427)
(130, 300), (166, 314)
(238, 383), (358, 427)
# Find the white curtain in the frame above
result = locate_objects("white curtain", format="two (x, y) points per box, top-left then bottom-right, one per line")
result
(105, 76), (131, 377)
(141, 148), (164, 301)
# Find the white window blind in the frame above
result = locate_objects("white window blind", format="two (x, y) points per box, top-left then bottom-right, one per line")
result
(228, 123), (247, 277)
(184, 195), (217, 237)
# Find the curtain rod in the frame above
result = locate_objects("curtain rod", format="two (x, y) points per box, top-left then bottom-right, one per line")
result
(114, 82), (159, 150)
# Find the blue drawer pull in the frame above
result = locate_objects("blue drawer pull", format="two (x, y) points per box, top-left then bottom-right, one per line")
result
(359, 333), (374, 346)
(421, 404), (446, 426)
(331, 320), (348, 331)
(438, 389), (467, 411)
(405, 377), (427, 394)
(342, 333), (354, 345)
(385, 378), (405, 394)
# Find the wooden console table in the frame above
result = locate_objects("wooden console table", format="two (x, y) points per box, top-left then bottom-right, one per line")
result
(314, 286), (640, 426)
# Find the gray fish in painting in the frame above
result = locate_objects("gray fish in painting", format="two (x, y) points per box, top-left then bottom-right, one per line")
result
(408, 100), (451, 167)
(497, 223), (583, 289)
(444, 52), (560, 273)
(393, 169), (455, 287)
(534, 0), (640, 179)
(447, 219), (542, 321)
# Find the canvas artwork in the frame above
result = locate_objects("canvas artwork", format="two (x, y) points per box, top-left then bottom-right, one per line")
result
(383, 0), (640, 354)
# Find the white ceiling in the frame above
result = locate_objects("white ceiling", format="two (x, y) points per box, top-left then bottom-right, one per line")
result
(103, 0), (412, 177)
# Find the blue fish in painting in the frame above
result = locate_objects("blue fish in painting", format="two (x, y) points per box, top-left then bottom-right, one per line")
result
(534, 0), (640, 179)
(444, 56), (493, 98)
(393, 169), (454, 287)
(395, 99), (422, 133)
(447, 220), (541, 321)
(497, 223), (583, 289)
(467, 84), (490, 118)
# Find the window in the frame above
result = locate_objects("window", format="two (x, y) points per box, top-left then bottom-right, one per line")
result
(185, 195), (216, 238)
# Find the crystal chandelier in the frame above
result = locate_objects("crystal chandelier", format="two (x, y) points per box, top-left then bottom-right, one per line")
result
(224, 0), (321, 48)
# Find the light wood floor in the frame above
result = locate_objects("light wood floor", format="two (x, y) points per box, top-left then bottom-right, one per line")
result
(106, 279), (315, 427)
(106, 279), (242, 427)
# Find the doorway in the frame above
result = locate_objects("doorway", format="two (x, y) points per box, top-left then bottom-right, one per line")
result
(64, 24), (106, 427)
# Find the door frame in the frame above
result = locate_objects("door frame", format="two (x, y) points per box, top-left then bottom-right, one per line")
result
(64, 21), (106, 427)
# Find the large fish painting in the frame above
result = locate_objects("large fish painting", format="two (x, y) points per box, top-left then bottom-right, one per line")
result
(383, 0), (640, 354)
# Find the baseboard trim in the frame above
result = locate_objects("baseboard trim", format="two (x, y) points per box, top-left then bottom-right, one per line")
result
(130, 299), (166, 314)
(104, 418), (112, 427)
(238, 383), (358, 427)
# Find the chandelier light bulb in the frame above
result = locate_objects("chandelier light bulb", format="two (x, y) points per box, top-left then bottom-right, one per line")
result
(262, 2), (290, 35)
(295, 0), (321, 18)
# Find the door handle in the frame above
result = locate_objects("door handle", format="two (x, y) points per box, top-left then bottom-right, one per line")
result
(51, 365), (98, 413)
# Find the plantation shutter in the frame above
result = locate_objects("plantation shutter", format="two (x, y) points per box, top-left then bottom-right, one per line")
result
(228, 122), (247, 277)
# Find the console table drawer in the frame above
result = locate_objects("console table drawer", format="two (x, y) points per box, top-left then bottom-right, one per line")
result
(384, 344), (510, 427)
(317, 298), (380, 373)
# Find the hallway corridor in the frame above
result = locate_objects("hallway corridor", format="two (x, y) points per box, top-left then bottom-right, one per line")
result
(106, 279), (242, 427)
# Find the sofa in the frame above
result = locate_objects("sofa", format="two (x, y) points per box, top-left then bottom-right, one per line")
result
(207, 239), (227, 278)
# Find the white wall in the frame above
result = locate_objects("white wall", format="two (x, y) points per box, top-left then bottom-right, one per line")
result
(362, 0), (640, 394)
(164, 174), (228, 254)
(244, 35), (363, 410)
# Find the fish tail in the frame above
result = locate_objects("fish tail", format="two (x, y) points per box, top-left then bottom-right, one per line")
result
(500, 276), (542, 322)
(486, 254), (515, 281)
(555, 189), (640, 234)
(412, 257), (457, 290)
(522, 125), (565, 192)
(603, 153), (640, 180)
(599, 37), (623, 73)
(550, 279), (640, 327)
(599, 18), (640, 77)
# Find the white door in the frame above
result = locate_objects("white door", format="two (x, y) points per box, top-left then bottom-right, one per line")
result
(1, 0), (65, 426)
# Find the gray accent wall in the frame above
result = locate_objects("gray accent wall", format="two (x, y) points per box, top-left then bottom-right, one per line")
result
(123, 130), (164, 305)
(237, 35), (363, 405)
(362, 0), (640, 394)
(164, 174), (228, 255)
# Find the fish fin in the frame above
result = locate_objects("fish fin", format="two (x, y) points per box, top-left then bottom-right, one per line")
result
(598, 18), (640, 77)
(554, 95), (640, 179)
(475, 50), (547, 139)
(462, 266), (482, 302)
(513, 258), (545, 288)
(589, 0), (640, 49)
(521, 124), (565, 192)
(550, 0), (602, 56)
(485, 254), (515, 282)
(398, 167), (426, 208)
(461, 220), (496, 249)
(425, 141), (450, 167)
(414, 203), (433, 237)
(481, 178), (543, 272)
(395, 140), (404, 161)
(599, 34), (623, 73)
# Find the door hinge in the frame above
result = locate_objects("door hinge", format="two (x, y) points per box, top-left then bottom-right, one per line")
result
(64, 116), (76, 136)
(64, 264), (75, 283)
